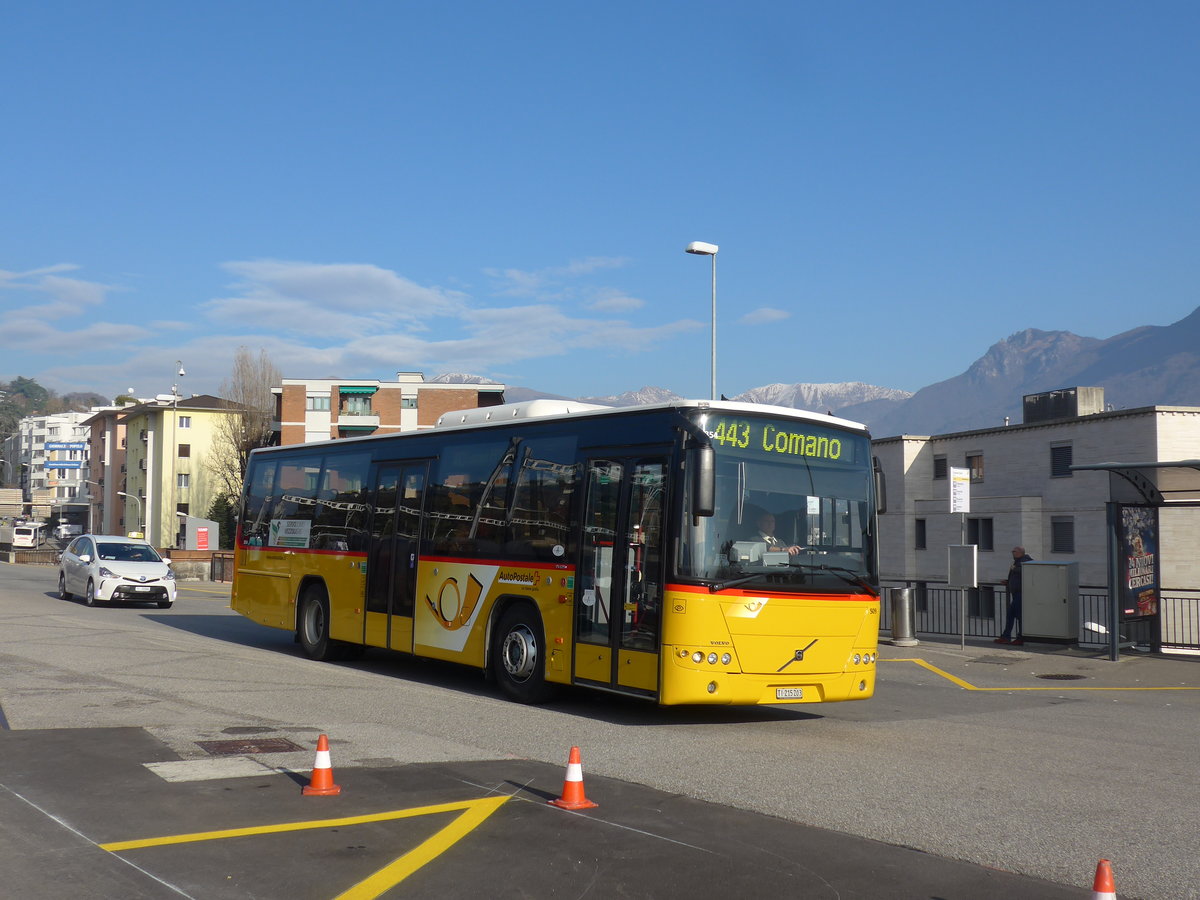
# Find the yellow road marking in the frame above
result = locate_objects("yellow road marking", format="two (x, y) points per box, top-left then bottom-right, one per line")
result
(176, 586), (232, 596)
(336, 796), (507, 899)
(882, 658), (1200, 691)
(101, 796), (509, 899)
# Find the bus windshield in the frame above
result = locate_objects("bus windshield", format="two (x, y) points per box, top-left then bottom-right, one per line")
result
(680, 410), (878, 594)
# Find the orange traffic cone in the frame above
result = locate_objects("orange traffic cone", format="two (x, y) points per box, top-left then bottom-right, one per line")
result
(1090, 859), (1116, 899)
(548, 746), (598, 810)
(302, 734), (342, 796)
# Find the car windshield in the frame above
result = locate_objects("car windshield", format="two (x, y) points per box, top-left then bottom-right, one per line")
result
(96, 542), (162, 563)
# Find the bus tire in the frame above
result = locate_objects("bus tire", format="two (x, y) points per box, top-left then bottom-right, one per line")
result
(491, 605), (552, 704)
(58, 572), (72, 601)
(298, 584), (342, 661)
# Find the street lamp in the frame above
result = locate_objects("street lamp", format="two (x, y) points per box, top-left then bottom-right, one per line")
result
(171, 361), (185, 548)
(117, 490), (142, 535)
(685, 241), (719, 400)
(84, 479), (102, 533)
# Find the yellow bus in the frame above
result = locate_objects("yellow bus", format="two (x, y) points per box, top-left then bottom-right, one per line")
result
(232, 399), (884, 705)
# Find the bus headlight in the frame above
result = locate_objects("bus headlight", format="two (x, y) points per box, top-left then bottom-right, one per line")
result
(707, 652), (718, 665)
(692, 651), (704, 664)
(852, 653), (861, 665)
(721, 653), (732, 665)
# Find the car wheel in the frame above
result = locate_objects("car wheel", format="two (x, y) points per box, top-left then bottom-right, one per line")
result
(490, 605), (553, 704)
(298, 584), (343, 661)
(58, 572), (72, 601)
(85, 580), (98, 607)
(156, 600), (173, 609)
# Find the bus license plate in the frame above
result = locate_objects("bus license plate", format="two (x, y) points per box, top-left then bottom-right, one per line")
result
(776, 688), (803, 700)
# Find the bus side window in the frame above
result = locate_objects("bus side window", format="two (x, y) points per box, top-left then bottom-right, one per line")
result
(507, 437), (578, 562)
(426, 439), (512, 557)
(271, 456), (323, 548)
(311, 452), (371, 551)
(241, 459), (279, 546)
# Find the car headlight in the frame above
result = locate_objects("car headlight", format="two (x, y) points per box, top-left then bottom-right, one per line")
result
(99, 566), (118, 578)
(164, 569), (175, 581)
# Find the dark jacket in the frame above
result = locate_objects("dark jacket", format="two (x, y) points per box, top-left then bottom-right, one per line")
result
(1008, 554), (1033, 592)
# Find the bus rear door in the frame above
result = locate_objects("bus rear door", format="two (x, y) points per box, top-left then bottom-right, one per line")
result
(364, 460), (428, 652)
(574, 453), (668, 697)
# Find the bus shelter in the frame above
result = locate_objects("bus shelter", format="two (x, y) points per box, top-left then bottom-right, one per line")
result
(1071, 460), (1200, 661)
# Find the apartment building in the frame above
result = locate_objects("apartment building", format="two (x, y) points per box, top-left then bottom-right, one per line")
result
(80, 404), (133, 535)
(3, 411), (93, 511)
(872, 387), (1200, 649)
(90, 394), (239, 547)
(273, 372), (505, 444)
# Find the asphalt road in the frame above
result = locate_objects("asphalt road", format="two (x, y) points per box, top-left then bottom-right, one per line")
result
(1, 561), (1197, 898)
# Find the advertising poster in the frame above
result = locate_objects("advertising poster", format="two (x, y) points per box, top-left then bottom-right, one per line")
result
(1118, 504), (1159, 619)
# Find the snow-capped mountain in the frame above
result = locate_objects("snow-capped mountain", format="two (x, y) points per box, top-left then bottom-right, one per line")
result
(733, 382), (912, 413)
(433, 304), (1200, 436)
(578, 386), (685, 407)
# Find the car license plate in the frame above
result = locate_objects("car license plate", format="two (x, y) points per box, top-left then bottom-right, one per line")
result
(776, 688), (804, 700)
(134, 586), (151, 592)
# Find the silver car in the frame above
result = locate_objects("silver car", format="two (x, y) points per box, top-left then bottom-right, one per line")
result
(58, 534), (177, 608)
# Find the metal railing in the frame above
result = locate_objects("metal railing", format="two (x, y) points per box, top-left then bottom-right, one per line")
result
(210, 551), (235, 583)
(10, 548), (61, 566)
(879, 580), (1199, 653)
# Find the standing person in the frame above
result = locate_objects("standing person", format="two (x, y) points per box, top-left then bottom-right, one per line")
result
(996, 546), (1033, 645)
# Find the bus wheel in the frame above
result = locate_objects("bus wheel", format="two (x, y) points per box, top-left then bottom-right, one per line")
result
(58, 572), (72, 601)
(491, 606), (552, 704)
(299, 585), (340, 661)
(85, 580), (98, 607)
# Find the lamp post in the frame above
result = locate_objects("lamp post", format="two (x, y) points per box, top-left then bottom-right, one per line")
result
(171, 361), (185, 549)
(685, 241), (719, 400)
(84, 479), (102, 534)
(0, 457), (11, 487)
(118, 490), (142, 536)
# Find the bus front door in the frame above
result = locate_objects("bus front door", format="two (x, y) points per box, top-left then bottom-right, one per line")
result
(365, 460), (428, 652)
(575, 455), (667, 696)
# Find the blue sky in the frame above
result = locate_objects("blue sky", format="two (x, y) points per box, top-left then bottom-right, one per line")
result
(2, 2), (1198, 403)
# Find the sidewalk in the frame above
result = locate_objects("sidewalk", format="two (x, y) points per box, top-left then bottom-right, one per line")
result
(879, 633), (1200, 690)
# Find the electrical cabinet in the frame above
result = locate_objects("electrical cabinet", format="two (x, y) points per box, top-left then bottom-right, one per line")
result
(1021, 562), (1080, 640)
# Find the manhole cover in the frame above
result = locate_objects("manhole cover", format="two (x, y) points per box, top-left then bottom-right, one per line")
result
(1035, 673), (1087, 681)
(196, 738), (306, 756)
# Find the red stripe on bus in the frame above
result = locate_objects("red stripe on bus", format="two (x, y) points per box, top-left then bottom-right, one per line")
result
(665, 583), (875, 600)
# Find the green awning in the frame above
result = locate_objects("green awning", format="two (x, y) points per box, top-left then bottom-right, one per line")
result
(338, 424), (378, 432)
(338, 385), (378, 394)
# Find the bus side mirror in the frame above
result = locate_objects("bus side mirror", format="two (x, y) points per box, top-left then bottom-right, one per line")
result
(873, 456), (887, 515)
(689, 445), (715, 518)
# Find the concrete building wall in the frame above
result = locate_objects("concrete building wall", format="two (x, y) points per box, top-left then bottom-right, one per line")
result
(876, 406), (1200, 590)
(273, 376), (505, 445)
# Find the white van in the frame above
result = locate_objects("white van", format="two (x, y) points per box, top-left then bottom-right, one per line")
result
(13, 524), (47, 548)
(54, 523), (83, 540)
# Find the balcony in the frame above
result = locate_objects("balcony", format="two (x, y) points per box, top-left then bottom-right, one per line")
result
(336, 411), (379, 431)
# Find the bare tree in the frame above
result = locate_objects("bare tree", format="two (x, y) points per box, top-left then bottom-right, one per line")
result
(209, 347), (281, 498)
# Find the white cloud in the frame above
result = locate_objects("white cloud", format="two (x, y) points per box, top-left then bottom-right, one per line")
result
(0, 316), (150, 351)
(0, 266), (114, 320)
(203, 260), (468, 337)
(6, 257), (701, 399)
(587, 289), (645, 313)
(485, 256), (629, 298)
(739, 307), (791, 325)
